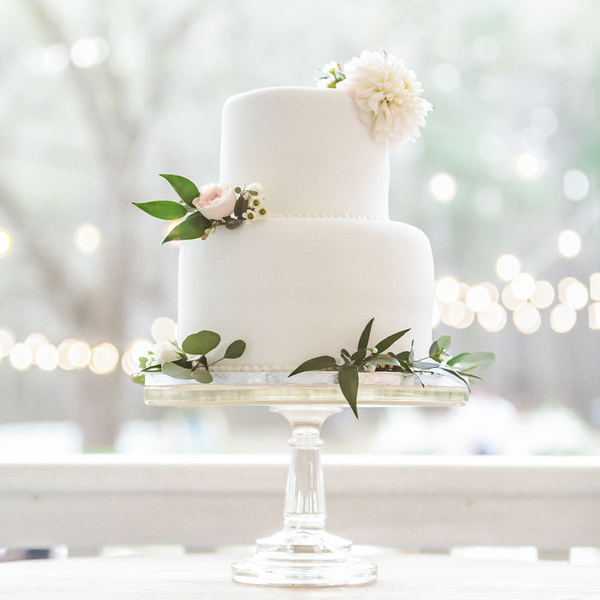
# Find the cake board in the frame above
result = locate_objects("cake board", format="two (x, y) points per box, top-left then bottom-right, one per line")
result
(144, 371), (468, 587)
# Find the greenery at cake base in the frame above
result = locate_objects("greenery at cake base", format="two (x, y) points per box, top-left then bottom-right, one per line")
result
(288, 318), (495, 418)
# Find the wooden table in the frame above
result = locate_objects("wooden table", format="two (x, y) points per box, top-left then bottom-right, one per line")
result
(0, 552), (598, 599)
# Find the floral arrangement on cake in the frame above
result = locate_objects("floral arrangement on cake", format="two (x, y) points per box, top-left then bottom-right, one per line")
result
(134, 319), (495, 418)
(317, 49), (433, 148)
(133, 175), (267, 244)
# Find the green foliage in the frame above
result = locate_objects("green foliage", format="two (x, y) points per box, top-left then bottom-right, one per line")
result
(132, 201), (188, 220)
(162, 212), (211, 244)
(289, 318), (496, 417)
(159, 174), (199, 207)
(182, 330), (221, 355)
(132, 330), (247, 386)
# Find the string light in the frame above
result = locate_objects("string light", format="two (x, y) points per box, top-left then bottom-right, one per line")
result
(0, 230), (12, 255)
(477, 302), (507, 332)
(25, 333), (49, 362)
(558, 230), (581, 258)
(429, 173), (457, 203)
(558, 277), (579, 303)
(480, 282), (499, 303)
(551, 304), (577, 333)
(496, 254), (520, 281)
(57, 339), (77, 370)
(501, 284), (526, 311)
(564, 280), (589, 310)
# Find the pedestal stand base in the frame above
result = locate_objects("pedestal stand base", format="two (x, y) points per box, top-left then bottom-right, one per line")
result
(232, 529), (376, 586)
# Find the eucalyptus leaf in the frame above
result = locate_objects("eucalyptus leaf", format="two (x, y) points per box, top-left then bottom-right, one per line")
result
(234, 196), (246, 218)
(161, 361), (193, 380)
(288, 356), (337, 378)
(437, 335), (452, 353)
(338, 365), (359, 418)
(224, 340), (246, 360)
(351, 348), (367, 363)
(447, 351), (495, 371)
(191, 368), (213, 384)
(224, 217), (243, 230)
(182, 330), (221, 356)
(132, 201), (188, 220)
(374, 328), (410, 353)
(159, 174), (200, 207)
(132, 374), (145, 385)
(365, 354), (400, 367)
(358, 318), (374, 350)
(395, 350), (411, 363)
(162, 212), (211, 244)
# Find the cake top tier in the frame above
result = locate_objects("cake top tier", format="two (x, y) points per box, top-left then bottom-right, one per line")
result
(219, 87), (390, 220)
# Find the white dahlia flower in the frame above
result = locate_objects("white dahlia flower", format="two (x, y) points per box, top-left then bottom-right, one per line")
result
(337, 50), (432, 149)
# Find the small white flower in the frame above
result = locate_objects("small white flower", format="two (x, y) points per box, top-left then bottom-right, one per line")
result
(245, 210), (256, 222)
(366, 363), (376, 372)
(369, 347), (378, 354)
(335, 356), (346, 367)
(257, 207), (268, 217)
(150, 340), (180, 365)
(316, 61), (342, 88)
(337, 50), (432, 148)
(245, 182), (264, 199)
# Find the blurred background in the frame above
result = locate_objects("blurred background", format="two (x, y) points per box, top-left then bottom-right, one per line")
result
(0, 0), (599, 455)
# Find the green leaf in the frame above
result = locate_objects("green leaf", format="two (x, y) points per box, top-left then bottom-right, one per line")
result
(224, 217), (243, 230)
(374, 328), (410, 353)
(437, 335), (452, 353)
(288, 356), (337, 378)
(159, 174), (200, 207)
(161, 361), (193, 379)
(351, 348), (367, 363)
(132, 201), (188, 220)
(447, 352), (495, 371)
(395, 350), (411, 363)
(191, 368), (213, 384)
(182, 331), (221, 356)
(358, 318), (374, 350)
(429, 340), (441, 360)
(162, 212), (211, 244)
(365, 354), (400, 367)
(223, 339), (246, 360)
(233, 196), (246, 218)
(438, 367), (471, 391)
(131, 373), (145, 385)
(338, 365), (359, 418)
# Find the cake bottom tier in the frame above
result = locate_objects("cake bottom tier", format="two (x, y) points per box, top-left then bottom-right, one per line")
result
(178, 217), (434, 370)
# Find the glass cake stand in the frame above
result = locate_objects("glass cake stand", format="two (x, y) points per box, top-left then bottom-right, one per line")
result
(143, 370), (468, 587)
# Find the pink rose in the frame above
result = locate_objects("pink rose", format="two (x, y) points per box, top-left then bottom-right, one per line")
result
(192, 183), (238, 220)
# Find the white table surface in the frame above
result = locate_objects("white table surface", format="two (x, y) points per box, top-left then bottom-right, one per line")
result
(0, 552), (598, 599)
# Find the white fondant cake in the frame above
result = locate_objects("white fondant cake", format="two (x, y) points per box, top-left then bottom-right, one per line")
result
(178, 87), (434, 369)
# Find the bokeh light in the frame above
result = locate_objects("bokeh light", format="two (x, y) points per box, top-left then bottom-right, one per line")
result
(0, 229), (12, 255)
(435, 277), (460, 303)
(550, 304), (577, 333)
(558, 230), (581, 258)
(515, 152), (539, 178)
(151, 317), (177, 343)
(36, 344), (59, 371)
(510, 272), (536, 300)
(564, 280), (589, 310)
(591, 273), (600, 301)
(130, 339), (153, 363)
(530, 280), (555, 309)
(25, 333), (49, 361)
(10, 343), (33, 370)
(496, 254), (520, 281)
(0, 329), (15, 358)
(57, 339), (77, 370)
(68, 341), (91, 368)
(513, 303), (541, 334)
(429, 173), (457, 203)
(70, 37), (109, 68)
(501, 284), (526, 311)
(90, 343), (119, 374)
(563, 169), (589, 201)
(465, 285), (492, 312)
(75, 225), (100, 253)
(477, 302), (507, 332)
(589, 303), (600, 330)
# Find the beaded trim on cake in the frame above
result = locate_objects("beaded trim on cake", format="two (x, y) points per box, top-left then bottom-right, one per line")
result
(269, 213), (388, 221)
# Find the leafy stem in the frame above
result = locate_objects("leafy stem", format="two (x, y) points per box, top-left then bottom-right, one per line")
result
(288, 318), (495, 418)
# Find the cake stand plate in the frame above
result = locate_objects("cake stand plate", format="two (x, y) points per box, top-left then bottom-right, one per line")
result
(143, 371), (468, 587)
